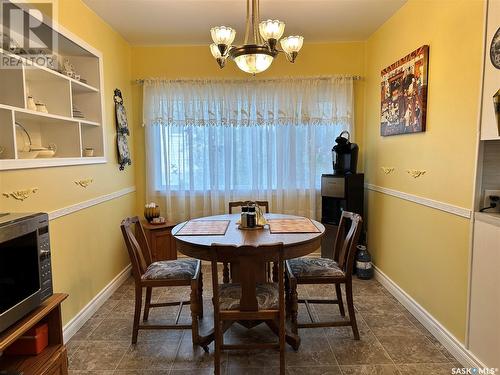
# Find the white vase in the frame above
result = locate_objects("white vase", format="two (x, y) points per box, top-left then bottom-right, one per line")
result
(27, 96), (36, 111)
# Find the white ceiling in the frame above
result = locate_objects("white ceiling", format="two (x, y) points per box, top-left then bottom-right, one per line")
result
(83, 0), (407, 45)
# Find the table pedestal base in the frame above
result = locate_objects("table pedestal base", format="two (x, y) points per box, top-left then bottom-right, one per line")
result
(196, 319), (301, 351)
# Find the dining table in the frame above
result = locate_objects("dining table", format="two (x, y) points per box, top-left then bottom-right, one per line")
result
(172, 213), (325, 350)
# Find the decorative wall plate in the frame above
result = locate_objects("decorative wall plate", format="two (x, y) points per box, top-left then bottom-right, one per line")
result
(490, 27), (500, 69)
(116, 134), (130, 164)
(114, 89), (130, 135)
(114, 88), (132, 170)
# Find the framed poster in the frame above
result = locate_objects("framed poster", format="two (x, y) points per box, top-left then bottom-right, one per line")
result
(380, 45), (429, 136)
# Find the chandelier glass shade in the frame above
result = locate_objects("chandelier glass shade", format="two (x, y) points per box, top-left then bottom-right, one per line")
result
(209, 0), (304, 74)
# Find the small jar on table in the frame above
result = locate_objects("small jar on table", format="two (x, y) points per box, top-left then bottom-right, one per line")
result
(141, 220), (178, 261)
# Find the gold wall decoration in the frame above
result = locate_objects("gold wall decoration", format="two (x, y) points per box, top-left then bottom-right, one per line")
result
(381, 167), (395, 174)
(74, 178), (94, 188)
(2, 188), (39, 201)
(407, 169), (426, 178)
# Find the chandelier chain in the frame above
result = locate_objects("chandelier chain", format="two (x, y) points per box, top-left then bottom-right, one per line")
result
(244, 0), (250, 44)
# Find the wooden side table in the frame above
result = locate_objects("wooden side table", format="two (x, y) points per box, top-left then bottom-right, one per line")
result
(142, 220), (178, 261)
(0, 293), (69, 374)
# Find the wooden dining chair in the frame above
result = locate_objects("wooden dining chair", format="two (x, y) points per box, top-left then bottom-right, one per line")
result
(120, 216), (203, 345)
(210, 243), (286, 375)
(285, 211), (363, 339)
(228, 200), (270, 214)
(226, 200), (272, 283)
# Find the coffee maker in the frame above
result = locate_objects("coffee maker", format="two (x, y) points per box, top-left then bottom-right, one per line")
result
(332, 131), (359, 175)
(321, 131), (364, 259)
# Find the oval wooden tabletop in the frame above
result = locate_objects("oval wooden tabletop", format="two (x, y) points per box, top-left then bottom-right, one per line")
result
(172, 213), (325, 261)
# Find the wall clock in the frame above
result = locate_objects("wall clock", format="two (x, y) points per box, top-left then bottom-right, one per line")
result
(491, 27), (500, 69)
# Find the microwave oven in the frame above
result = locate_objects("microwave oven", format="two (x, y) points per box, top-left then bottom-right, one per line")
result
(0, 213), (53, 333)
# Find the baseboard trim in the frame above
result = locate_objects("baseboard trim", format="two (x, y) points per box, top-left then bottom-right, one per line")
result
(62, 264), (131, 343)
(373, 266), (486, 369)
(365, 183), (471, 219)
(49, 186), (136, 221)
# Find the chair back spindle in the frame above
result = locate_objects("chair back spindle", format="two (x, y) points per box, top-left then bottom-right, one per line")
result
(121, 216), (153, 279)
(334, 212), (363, 274)
(228, 200), (270, 214)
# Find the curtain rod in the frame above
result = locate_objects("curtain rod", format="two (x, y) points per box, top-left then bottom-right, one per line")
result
(134, 75), (362, 84)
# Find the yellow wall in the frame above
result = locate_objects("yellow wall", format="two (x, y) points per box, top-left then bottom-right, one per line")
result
(131, 42), (366, 211)
(364, 0), (484, 342)
(0, 0), (136, 324)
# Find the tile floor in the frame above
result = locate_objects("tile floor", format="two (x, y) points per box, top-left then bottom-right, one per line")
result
(67, 265), (460, 375)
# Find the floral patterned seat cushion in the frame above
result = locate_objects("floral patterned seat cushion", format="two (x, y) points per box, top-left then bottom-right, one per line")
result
(287, 257), (345, 278)
(219, 283), (279, 311)
(142, 259), (199, 280)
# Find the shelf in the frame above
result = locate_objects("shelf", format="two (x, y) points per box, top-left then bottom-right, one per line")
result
(80, 119), (100, 126)
(0, 6), (104, 170)
(0, 292), (68, 375)
(0, 105), (100, 127)
(0, 48), (100, 93)
(0, 294), (67, 351)
(0, 344), (63, 373)
(0, 156), (106, 170)
(14, 107), (78, 126)
(71, 79), (99, 94)
(475, 212), (500, 227)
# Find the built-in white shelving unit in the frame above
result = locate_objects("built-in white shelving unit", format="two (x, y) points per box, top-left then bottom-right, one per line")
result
(0, 6), (105, 170)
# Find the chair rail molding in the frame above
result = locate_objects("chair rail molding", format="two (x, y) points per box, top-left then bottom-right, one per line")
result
(49, 186), (136, 220)
(365, 183), (472, 219)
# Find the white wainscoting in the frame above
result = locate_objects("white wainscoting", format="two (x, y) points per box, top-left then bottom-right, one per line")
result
(45, 186), (136, 341)
(374, 266), (486, 369)
(62, 264), (131, 343)
(49, 186), (136, 220)
(365, 184), (472, 219)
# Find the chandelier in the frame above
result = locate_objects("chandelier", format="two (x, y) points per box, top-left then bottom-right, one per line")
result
(209, 0), (304, 75)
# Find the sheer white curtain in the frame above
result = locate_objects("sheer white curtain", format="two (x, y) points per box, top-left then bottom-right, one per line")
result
(143, 76), (354, 222)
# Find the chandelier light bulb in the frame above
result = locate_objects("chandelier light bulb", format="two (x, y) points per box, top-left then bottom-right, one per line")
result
(210, 43), (222, 58)
(234, 53), (274, 74)
(258, 19), (285, 41)
(280, 35), (304, 54)
(210, 26), (236, 46)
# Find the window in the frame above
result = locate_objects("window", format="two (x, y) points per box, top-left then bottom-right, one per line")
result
(143, 76), (354, 221)
(155, 122), (336, 192)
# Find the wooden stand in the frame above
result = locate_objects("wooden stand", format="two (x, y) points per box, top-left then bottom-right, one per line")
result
(0, 294), (68, 375)
(141, 220), (178, 261)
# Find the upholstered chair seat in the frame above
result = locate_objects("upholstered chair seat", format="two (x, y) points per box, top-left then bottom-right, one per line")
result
(284, 212), (363, 340)
(219, 282), (279, 310)
(287, 258), (344, 278)
(142, 259), (199, 280)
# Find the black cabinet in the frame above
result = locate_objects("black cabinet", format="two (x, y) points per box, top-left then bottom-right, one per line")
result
(320, 173), (364, 258)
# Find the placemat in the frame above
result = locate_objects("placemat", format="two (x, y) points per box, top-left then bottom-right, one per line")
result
(267, 218), (321, 234)
(176, 220), (230, 236)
